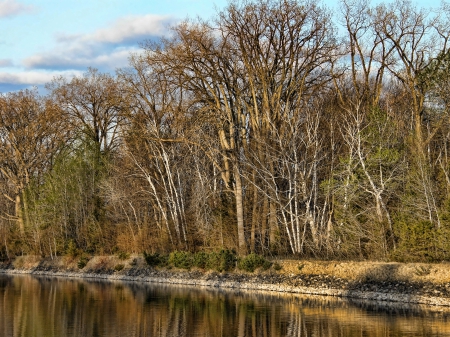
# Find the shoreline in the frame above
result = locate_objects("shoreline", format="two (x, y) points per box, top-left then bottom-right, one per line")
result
(1, 256), (450, 307)
(1, 268), (450, 307)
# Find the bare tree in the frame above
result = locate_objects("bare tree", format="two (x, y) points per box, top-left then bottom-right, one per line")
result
(0, 90), (66, 235)
(47, 68), (128, 225)
(47, 68), (126, 156)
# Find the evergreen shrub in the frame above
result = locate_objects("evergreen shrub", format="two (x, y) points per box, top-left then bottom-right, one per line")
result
(238, 253), (272, 272)
(117, 251), (129, 260)
(392, 219), (450, 262)
(272, 262), (282, 271)
(114, 264), (124, 271)
(206, 249), (237, 272)
(193, 251), (209, 269)
(169, 251), (193, 269)
(77, 255), (89, 269)
(143, 251), (168, 267)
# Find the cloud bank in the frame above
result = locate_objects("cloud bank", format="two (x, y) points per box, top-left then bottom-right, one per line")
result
(23, 14), (176, 71)
(1, 12), (175, 92)
(0, 70), (82, 85)
(0, 0), (33, 18)
(0, 59), (13, 67)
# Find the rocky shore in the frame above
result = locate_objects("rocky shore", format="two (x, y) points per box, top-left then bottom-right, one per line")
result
(1, 255), (450, 307)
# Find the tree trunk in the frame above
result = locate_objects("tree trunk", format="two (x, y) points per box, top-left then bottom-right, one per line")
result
(269, 200), (278, 250)
(250, 182), (258, 253)
(15, 193), (24, 236)
(234, 165), (247, 255)
(261, 195), (269, 251)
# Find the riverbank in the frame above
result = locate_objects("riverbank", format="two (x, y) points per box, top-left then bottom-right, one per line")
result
(1, 255), (450, 307)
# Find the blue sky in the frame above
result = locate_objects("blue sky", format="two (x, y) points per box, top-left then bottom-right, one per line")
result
(0, 0), (440, 92)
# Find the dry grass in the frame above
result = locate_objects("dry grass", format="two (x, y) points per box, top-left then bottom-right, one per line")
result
(12, 255), (42, 269)
(84, 255), (141, 272)
(278, 260), (450, 284)
(9, 254), (144, 273)
(8, 255), (450, 285)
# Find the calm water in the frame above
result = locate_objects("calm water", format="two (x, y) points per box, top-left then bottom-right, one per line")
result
(1, 274), (450, 336)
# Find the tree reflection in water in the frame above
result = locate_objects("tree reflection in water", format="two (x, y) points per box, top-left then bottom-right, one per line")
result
(0, 274), (449, 337)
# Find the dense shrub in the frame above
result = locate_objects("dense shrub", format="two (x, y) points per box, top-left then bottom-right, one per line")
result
(117, 251), (130, 260)
(114, 263), (124, 271)
(193, 251), (209, 269)
(272, 262), (282, 271)
(238, 253), (272, 272)
(77, 255), (89, 269)
(143, 251), (168, 267)
(167, 250), (237, 271)
(143, 250), (247, 272)
(0, 246), (8, 262)
(66, 240), (79, 258)
(392, 219), (450, 262)
(206, 249), (237, 272)
(168, 251), (193, 269)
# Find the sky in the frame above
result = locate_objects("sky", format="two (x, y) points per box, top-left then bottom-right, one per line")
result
(0, 0), (440, 93)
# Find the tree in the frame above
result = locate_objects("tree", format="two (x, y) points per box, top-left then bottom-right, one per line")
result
(139, 0), (337, 254)
(219, 0), (337, 253)
(370, 0), (450, 228)
(47, 68), (126, 156)
(0, 89), (66, 235)
(47, 68), (128, 223)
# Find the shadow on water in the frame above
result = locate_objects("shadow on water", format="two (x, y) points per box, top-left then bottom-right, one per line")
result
(0, 273), (450, 336)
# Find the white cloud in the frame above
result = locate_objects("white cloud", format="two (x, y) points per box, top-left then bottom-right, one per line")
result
(24, 14), (175, 71)
(0, 58), (13, 67)
(91, 15), (169, 43)
(0, 70), (82, 85)
(1, 13), (175, 91)
(0, 0), (34, 18)
(24, 46), (140, 71)
(58, 14), (174, 45)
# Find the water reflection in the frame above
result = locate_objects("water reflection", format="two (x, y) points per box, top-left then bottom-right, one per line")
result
(0, 274), (449, 336)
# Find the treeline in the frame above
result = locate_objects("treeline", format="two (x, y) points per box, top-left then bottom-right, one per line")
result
(2, 0), (450, 261)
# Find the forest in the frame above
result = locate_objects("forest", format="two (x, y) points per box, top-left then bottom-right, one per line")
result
(1, 0), (450, 262)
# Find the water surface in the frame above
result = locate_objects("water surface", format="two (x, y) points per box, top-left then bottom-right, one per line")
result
(0, 274), (449, 336)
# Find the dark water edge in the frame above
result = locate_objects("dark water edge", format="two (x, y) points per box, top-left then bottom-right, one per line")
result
(1, 274), (450, 337)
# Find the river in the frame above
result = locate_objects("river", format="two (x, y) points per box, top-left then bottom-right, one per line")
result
(0, 274), (449, 336)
